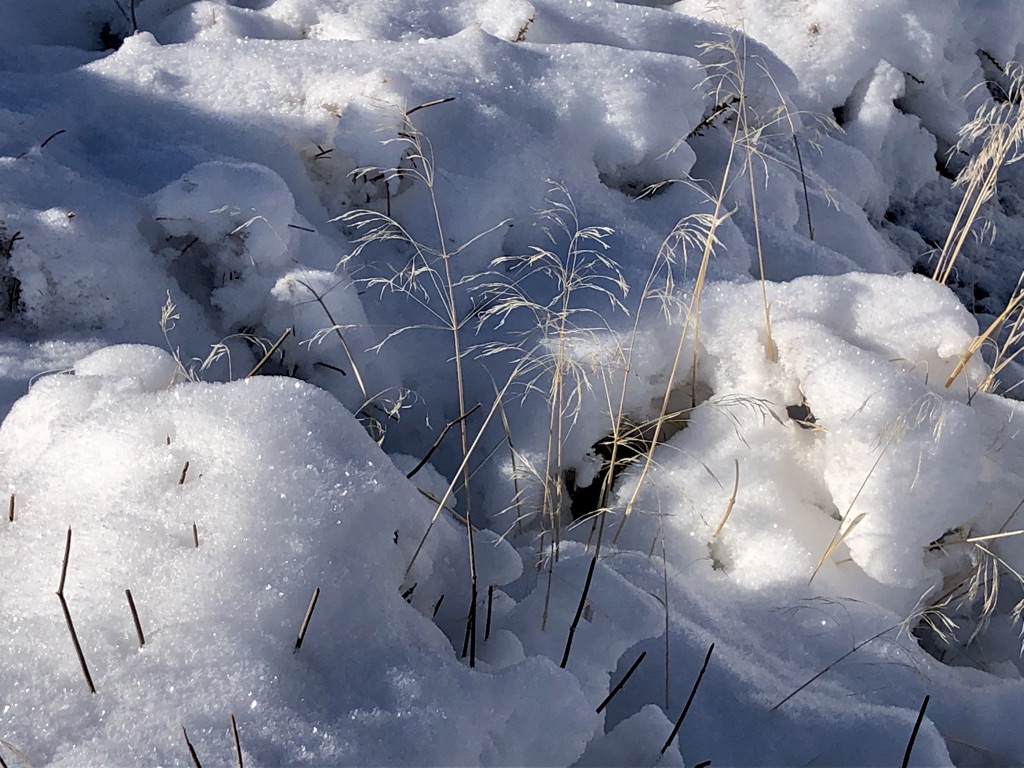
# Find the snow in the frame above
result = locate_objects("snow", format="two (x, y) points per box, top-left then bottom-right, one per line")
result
(2, 0), (1024, 765)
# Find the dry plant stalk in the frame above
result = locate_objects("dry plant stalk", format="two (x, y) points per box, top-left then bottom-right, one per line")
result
(125, 588), (146, 647)
(294, 587), (320, 653)
(230, 714), (244, 768)
(712, 459), (740, 537)
(933, 62), (1024, 286)
(337, 109), (509, 666)
(946, 271), (1024, 393)
(182, 726), (203, 768)
(55, 527), (97, 693)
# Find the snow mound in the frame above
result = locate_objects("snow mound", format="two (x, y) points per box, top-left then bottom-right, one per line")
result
(0, 357), (596, 766)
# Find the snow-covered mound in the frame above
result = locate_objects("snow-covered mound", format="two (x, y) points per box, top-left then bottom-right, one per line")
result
(3, 0), (1024, 765)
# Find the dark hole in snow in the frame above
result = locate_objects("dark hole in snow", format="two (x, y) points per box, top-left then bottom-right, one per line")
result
(786, 402), (817, 429)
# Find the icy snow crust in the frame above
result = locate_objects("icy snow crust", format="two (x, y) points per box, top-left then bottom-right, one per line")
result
(2, 0), (1024, 765)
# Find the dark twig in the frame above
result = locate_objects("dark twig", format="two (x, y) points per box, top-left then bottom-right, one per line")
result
(182, 726), (203, 768)
(295, 280), (367, 402)
(0, 748), (7, 768)
(246, 327), (292, 378)
(596, 651), (647, 714)
(314, 361), (347, 377)
(405, 97), (455, 117)
(230, 714), (244, 768)
(125, 589), (145, 647)
(485, 584), (494, 641)
(901, 695), (930, 768)
(7, 494), (12, 522)
(57, 594), (96, 693)
(40, 129), (67, 149)
(55, 527), (96, 693)
(178, 461), (190, 485)
(461, 587), (478, 666)
(770, 624), (897, 711)
(432, 594), (445, 618)
(661, 643), (715, 754)
(794, 135), (814, 241)
(180, 236), (200, 256)
(406, 403), (481, 479)
(287, 223), (316, 233)
(58, 527), (72, 596)
(192, 522), (199, 548)
(294, 587), (320, 653)
(561, 524), (602, 669)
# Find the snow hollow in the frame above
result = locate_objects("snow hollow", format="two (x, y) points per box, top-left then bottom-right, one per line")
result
(3, 0), (1024, 765)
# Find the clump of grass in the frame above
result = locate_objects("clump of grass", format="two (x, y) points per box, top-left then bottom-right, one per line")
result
(335, 107), (513, 666)
(932, 61), (1024, 286)
(478, 183), (626, 573)
(946, 270), (1024, 398)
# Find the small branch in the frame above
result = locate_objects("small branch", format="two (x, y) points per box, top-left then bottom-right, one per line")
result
(561, 552), (599, 668)
(55, 527), (96, 692)
(406, 403), (481, 479)
(295, 280), (367, 402)
(596, 651), (647, 714)
(125, 589), (146, 647)
(405, 97), (455, 117)
(661, 643), (715, 754)
(712, 460), (740, 537)
(771, 624), (897, 711)
(794, 135), (814, 241)
(313, 361), (347, 377)
(901, 695), (930, 768)
(287, 223), (316, 233)
(294, 587), (320, 653)
(57, 593), (96, 693)
(182, 726), (203, 768)
(230, 714), (244, 768)
(58, 527), (72, 596)
(7, 494), (12, 522)
(178, 461), (190, 485)
(192, 522), (199, 548)
(246, 327), (293, 378)
(40, 129), (67, 149)
(180, 236), (200, 256)
(485, 584), (494, 641)
(432, 594), (445, 618)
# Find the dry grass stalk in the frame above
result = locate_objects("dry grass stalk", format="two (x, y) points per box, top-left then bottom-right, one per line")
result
(661, 642), (715, 755)
(182, 726), (203, 768)
(293, 587), (320, 653)
(55, 595), (95, 695)
(125, 588), (146, 647)
(596, 650), (647, 714)
(245, 326), (292, 378)
(337, 112), (513, 666)
(712, 459), (740, 537)
(946, 271), (1024, 393)
(55, 527), (96, 694)
(901, 695), (931, 768)
(933, 62), (1024, 286)
(230, 714), (244, 768)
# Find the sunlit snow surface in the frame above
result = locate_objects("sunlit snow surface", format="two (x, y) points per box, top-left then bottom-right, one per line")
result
(2, 0), (1024, 765)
